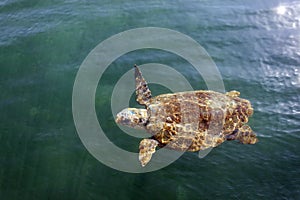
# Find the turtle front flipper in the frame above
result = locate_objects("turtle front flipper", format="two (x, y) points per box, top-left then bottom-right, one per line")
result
(139, 138), (159, 167)
(135, 65), (152, 106)
(226, 125), (258, 144)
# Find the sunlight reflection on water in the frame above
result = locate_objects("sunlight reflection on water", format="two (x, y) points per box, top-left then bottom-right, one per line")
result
(273, 2), (300, 29)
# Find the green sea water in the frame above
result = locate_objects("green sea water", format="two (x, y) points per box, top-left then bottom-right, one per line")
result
(1, 0), (299, 199)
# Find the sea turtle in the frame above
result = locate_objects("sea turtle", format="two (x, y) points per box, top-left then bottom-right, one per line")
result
(115, 65), (258, 167)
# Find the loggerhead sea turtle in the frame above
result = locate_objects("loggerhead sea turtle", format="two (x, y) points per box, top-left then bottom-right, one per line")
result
(115, 65), (258, 167)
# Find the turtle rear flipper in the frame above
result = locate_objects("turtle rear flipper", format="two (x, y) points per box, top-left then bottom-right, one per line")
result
(135, 65), (152, 106)
(139, 138), (159, 167)
(226, 125), (258, 144)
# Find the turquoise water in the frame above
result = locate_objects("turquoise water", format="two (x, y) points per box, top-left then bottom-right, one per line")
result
(1, 0), (300, 199)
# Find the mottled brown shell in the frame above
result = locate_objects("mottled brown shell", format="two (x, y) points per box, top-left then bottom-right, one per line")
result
(144, 90), (254, 151)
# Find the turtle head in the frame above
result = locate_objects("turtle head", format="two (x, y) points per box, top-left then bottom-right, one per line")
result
(115, 108), (148, 129)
